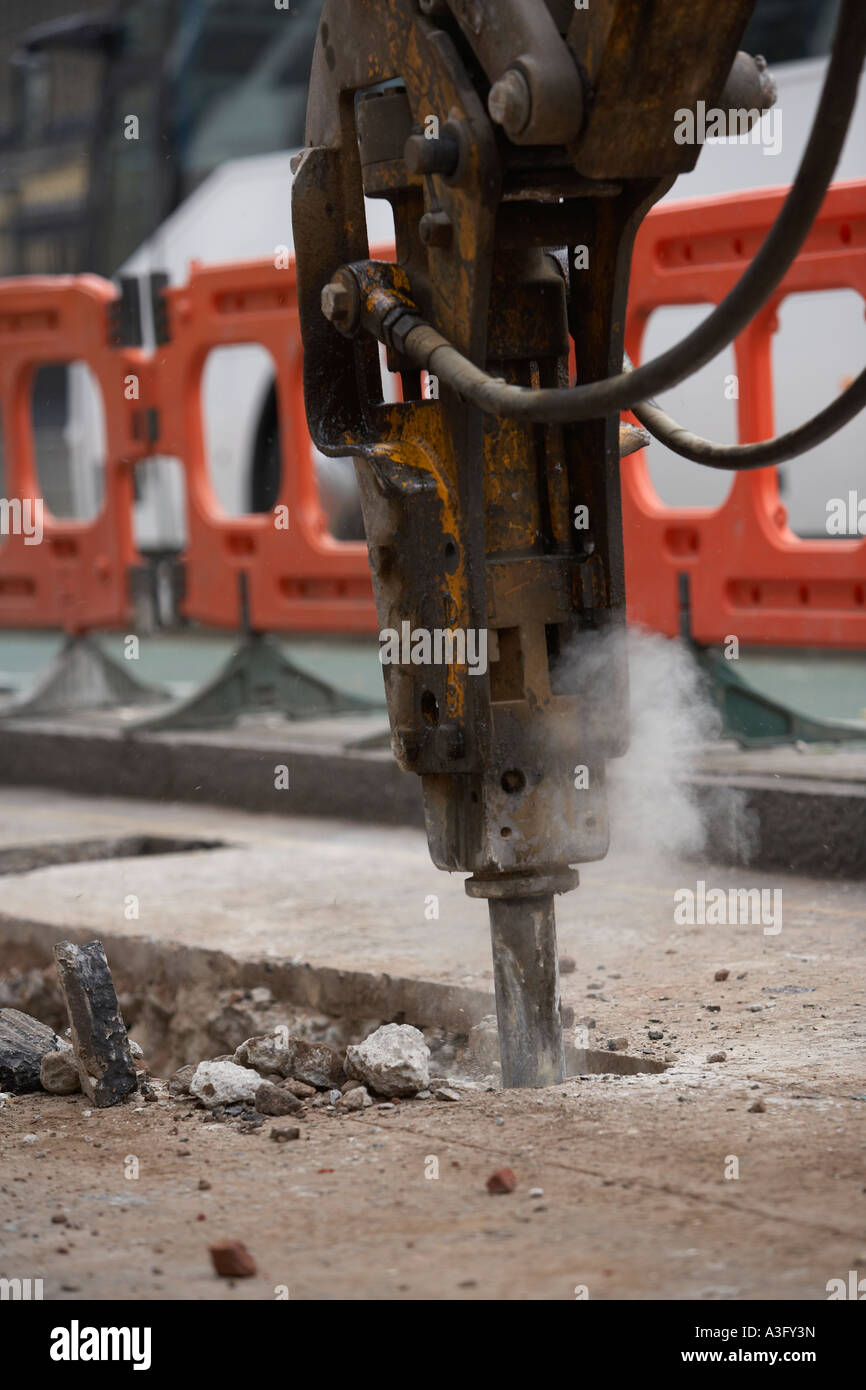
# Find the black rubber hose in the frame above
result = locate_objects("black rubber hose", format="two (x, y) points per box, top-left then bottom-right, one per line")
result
(399, 0), (866, 423)
(631, 365), (866, 470)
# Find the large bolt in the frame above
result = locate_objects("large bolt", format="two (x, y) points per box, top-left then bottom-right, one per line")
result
(320, 275), (360, 335)
(419, 210), (453, 248)
(404, 131), (460, 177)
(488, 68), (532, 139)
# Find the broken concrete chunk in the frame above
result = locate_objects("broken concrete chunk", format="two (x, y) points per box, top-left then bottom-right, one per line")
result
(53, 940), (137, 1108)
(254, 1083), (302, 1117)
(0, 1008), (63, 1094)
(169, 1064), (197, 1096)
(234, 1032), (288, 1077)
(40, 1048), (82, 1095)
(234, 1032), (345, 1089)
(190, 1060), (261, 1109)
(345, 1023), (430, 1097)
(340, 1085), (373, 1111)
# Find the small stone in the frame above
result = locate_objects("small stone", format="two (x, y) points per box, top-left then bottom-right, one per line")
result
(190, 1061), (262, 1110)
(558, 956), (577, 975)
(270, 1125), (301, 1143)
(436, 1087), (461, 1102)
(528, 1187), (544, 1198)
(340, 1078), (363, 1094)
(208, 1240), (257, 1278)
(345, 1024), (430, 1097)
(748, 1099), (766, 1113)
(128, 1040), (144, 1059)
(377, 1102), (396, 1111)
(254, 1083), (302, 1117)
(705, 1004), (721, 1013)
(51, 1212), (68, 1224)
(169, 1064), (197, 1096)
(707, 1052), (727, 1063)
(415, 1090), (432, 1099)
(606, 1037), (628, 1051)
(328, 1088), (342, 1105)
(0, 1009), (64, 1094)
(198, 1178), (212, 1190)
(714, 969), (730, 981)
(40, 1049), (82, 1095)
(647, 1030), (664, 1041)
(281, 1079), (316, 1099)
(486, 1168), (517, 1195)
(340, 1086), (373, 1111)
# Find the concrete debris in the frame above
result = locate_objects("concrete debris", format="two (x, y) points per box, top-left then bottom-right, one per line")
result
(270, 1125), (301, 1143)
(284, 1039), (346, 1089)
(40, 1048), (82, 1095)
(340, 1085), (373, 1111)
(0, 1008), (64, 1094)
(208, 1240), (257, 1278)
(282, 1079), (317, 1099)
(53, 940), (137, 1109)
(345, 1023), (430, 1097)
(486, 1167), (518, 1194)
(169, 1064), (197, 1096)
(190, 1060), (262, 1109)
(234, 1032), (288, 1077)
(235, 1032), (345, 1089)
(254, 1083), (302, 1117)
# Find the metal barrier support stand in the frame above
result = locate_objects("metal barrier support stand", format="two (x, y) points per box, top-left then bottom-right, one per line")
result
(0, 635), (165, 720)
(127, 574), (378, 733)
(677, 575), (866, 748)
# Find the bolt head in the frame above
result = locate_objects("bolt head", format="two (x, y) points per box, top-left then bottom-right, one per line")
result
(488, 69), (531, 137)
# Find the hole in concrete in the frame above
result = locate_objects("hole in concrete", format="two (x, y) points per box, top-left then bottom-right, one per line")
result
(0, 836), (226, 877)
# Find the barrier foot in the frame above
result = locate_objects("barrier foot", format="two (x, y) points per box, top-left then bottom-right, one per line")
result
(699, 650), (866, 748)
(126, 633), (378, 733)
(0, 635), (165, 720)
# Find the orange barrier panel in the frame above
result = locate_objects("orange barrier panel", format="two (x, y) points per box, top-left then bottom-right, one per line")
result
(0, 185), (862, 646)
(623, 180), (866, 649)
(155, 258), (376, 634)
(0, 275), (149, 631)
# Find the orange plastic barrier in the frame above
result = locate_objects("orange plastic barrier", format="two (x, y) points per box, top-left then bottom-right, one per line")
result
(0, 275), (149, 631)
(155, 258), (375, 634)
(0, 184), (862, 646)
(623, 180), (866, 649)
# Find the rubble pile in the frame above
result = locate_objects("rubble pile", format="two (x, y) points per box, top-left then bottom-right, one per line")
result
(0, 938), (467, 1131)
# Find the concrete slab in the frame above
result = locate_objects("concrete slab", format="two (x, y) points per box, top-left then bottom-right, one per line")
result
(0, 788), (863, 1090)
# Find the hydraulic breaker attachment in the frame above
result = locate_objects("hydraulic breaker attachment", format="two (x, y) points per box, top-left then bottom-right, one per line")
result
(292, 0), (760, 1086)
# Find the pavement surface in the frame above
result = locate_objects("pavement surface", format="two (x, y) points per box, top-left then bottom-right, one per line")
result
(0, 786), (863, 1300)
